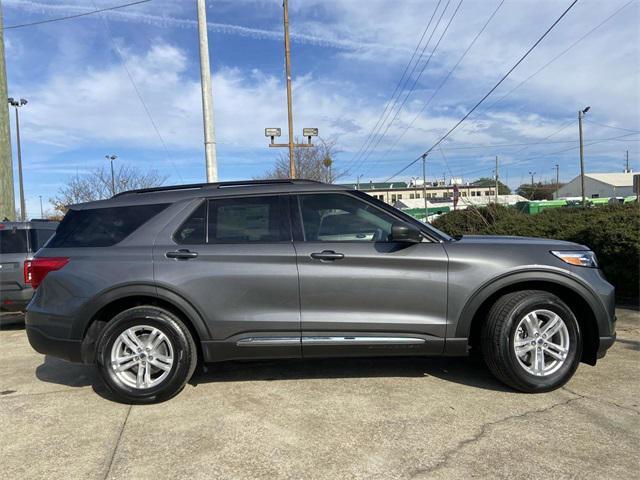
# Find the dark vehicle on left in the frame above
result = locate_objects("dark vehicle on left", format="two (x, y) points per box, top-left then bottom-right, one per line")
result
(0, 220), (58, 315)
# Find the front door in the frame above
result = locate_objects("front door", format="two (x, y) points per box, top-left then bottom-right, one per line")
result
(291, 192), (448, 358)
(154, 195), (301, 361)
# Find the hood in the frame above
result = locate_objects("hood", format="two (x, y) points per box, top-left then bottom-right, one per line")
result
(454, 235), (588, 249)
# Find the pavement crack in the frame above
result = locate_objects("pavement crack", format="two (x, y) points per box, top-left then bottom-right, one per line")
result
(409, 395), (583, 479)
(562, 386), (640, 416)
(103, 404), (132, 480)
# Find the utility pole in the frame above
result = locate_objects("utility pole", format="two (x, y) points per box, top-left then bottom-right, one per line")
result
(39, 195), (43, 218)
(105, 155), (117, 196)
(0, 1), (15, 221)
(578, 106), (590, 207)
(528, 171), (535, 200)
(625, 150), (630, 173)
(554, 164), (560, 199)
(356, 174), (363, 190)
(197, 0), (218, 183)
(494, 155), (499, 204)
(8, 98), (27, 220)
(422, 154), (428, 223)
(283, 0), (295, 178)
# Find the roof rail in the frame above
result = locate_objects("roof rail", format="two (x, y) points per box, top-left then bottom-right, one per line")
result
(112, 179), (323, 197)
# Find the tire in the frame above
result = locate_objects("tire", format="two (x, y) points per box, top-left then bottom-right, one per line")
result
(96, 306), (198, 404)
(481, 290), (582, 393)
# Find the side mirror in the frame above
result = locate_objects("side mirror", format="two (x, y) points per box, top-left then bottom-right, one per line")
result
(390, 223), (421, 243)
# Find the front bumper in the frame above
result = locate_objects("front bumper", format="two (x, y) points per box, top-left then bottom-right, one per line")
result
(596, 334), (616, 359)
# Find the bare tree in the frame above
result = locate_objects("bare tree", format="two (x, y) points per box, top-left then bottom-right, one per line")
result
(259, 137), (344, 183)
(50, 165), (167, 214)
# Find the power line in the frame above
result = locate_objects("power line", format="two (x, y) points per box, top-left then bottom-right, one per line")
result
(3, 0), (153, 30)
(91, 0), (184, 182)
(384, 0), (579, 182)
(361, 0), (504, 176)
(584, 119), (640, 134)
(344, 0), (448, 173)
(352, 0), (464, 175)
(442, 132), (638, 179)
(474, 0), (636, 115)
(344, 0), (444, 172)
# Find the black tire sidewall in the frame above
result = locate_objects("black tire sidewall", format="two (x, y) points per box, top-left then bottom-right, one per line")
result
(503, 295), (582, 391)
(97, 308), (194, 403)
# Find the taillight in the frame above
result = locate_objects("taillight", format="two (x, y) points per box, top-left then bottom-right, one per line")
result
(24, 257), (69, 289)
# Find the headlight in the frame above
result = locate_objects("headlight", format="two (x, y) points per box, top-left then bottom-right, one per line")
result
(551, 250), (598, 268)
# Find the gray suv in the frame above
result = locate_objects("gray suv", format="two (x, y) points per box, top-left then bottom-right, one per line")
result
(25, 180), (616, 403)
(1, 220), (57, 313)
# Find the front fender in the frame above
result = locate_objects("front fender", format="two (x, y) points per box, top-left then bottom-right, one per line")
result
(452, 268), (612, 339)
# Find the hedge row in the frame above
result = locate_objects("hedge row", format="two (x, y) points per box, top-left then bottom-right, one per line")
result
(432, 203), (640, 302)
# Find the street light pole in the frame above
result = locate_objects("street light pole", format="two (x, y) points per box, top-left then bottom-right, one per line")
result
(554, 164), (560, 199)
(39, 195), (43, 218)
(196, 0), (218, 183)
(105, 155), (117, 196)
(422, 154), (428, 223)
(8, 98), (27, 221)
(578, 106), (590, 207)
(283, 0), (296, 178)
(528, 171), (536, 200)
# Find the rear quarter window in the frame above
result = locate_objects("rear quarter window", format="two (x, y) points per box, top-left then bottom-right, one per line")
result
(48, 204), (168, 248)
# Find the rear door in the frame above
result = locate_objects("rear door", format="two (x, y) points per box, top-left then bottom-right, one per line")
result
(153, 195), (301, 361)
(291, 192), (449, 358)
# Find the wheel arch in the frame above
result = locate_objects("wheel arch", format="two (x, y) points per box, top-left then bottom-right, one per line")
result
(77, 284), (209, 364)
(458, 271), (606, 365)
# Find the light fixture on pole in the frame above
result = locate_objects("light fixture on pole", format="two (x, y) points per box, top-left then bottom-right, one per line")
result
(7, 97), (27, 221)
(578, 106), (590, 207)
(105, 155), (117, 196)
(265, 127), (317, 177)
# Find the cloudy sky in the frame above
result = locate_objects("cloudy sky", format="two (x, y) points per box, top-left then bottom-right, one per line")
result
(3, 0), (639, 215)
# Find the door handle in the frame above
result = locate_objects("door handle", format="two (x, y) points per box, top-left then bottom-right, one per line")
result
(310, 250), (344, 261)
(166, 249), (198, 260)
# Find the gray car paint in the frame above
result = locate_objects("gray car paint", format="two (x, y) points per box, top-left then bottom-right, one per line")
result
(0, 221), (57, 312)
(24, 181), (616, 365)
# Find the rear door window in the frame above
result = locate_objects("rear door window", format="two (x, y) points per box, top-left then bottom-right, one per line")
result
(0, 229), (28, 254)
(174, 202), (206, 245)
(48, 204), (168, 248)
(207, 196), (289, 243)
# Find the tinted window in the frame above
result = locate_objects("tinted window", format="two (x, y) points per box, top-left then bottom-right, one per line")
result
(174, 202), (206, 245)
(30, 229), (55, 250)
(0, 229), (28, 254)
(48, 204), (168, 248)
(298, 193), (397, 242)
(208, 196), (288, 243)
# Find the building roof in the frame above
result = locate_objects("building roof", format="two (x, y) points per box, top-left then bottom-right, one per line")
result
(584, 172), (635, 187)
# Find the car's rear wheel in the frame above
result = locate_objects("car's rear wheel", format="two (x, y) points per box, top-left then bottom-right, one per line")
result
(481, 290), (582, 392)
(96, 306), (197, 403)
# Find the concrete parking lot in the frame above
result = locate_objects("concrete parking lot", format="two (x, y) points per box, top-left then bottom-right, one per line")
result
(1, 309), (638, 480)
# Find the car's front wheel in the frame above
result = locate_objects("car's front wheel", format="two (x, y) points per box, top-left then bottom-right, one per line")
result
(96, 306), (198, 403)
(482, 290), (582, 392)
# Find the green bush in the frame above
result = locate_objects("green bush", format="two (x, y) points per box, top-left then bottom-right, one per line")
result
(432, 203), (640, 302)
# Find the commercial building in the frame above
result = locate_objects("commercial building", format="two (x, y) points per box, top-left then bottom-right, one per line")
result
(554, 172), (635, 199)
(341, 181), (497, 205)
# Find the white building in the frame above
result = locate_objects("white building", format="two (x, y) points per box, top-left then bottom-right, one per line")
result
(555, 172), (636, 199)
